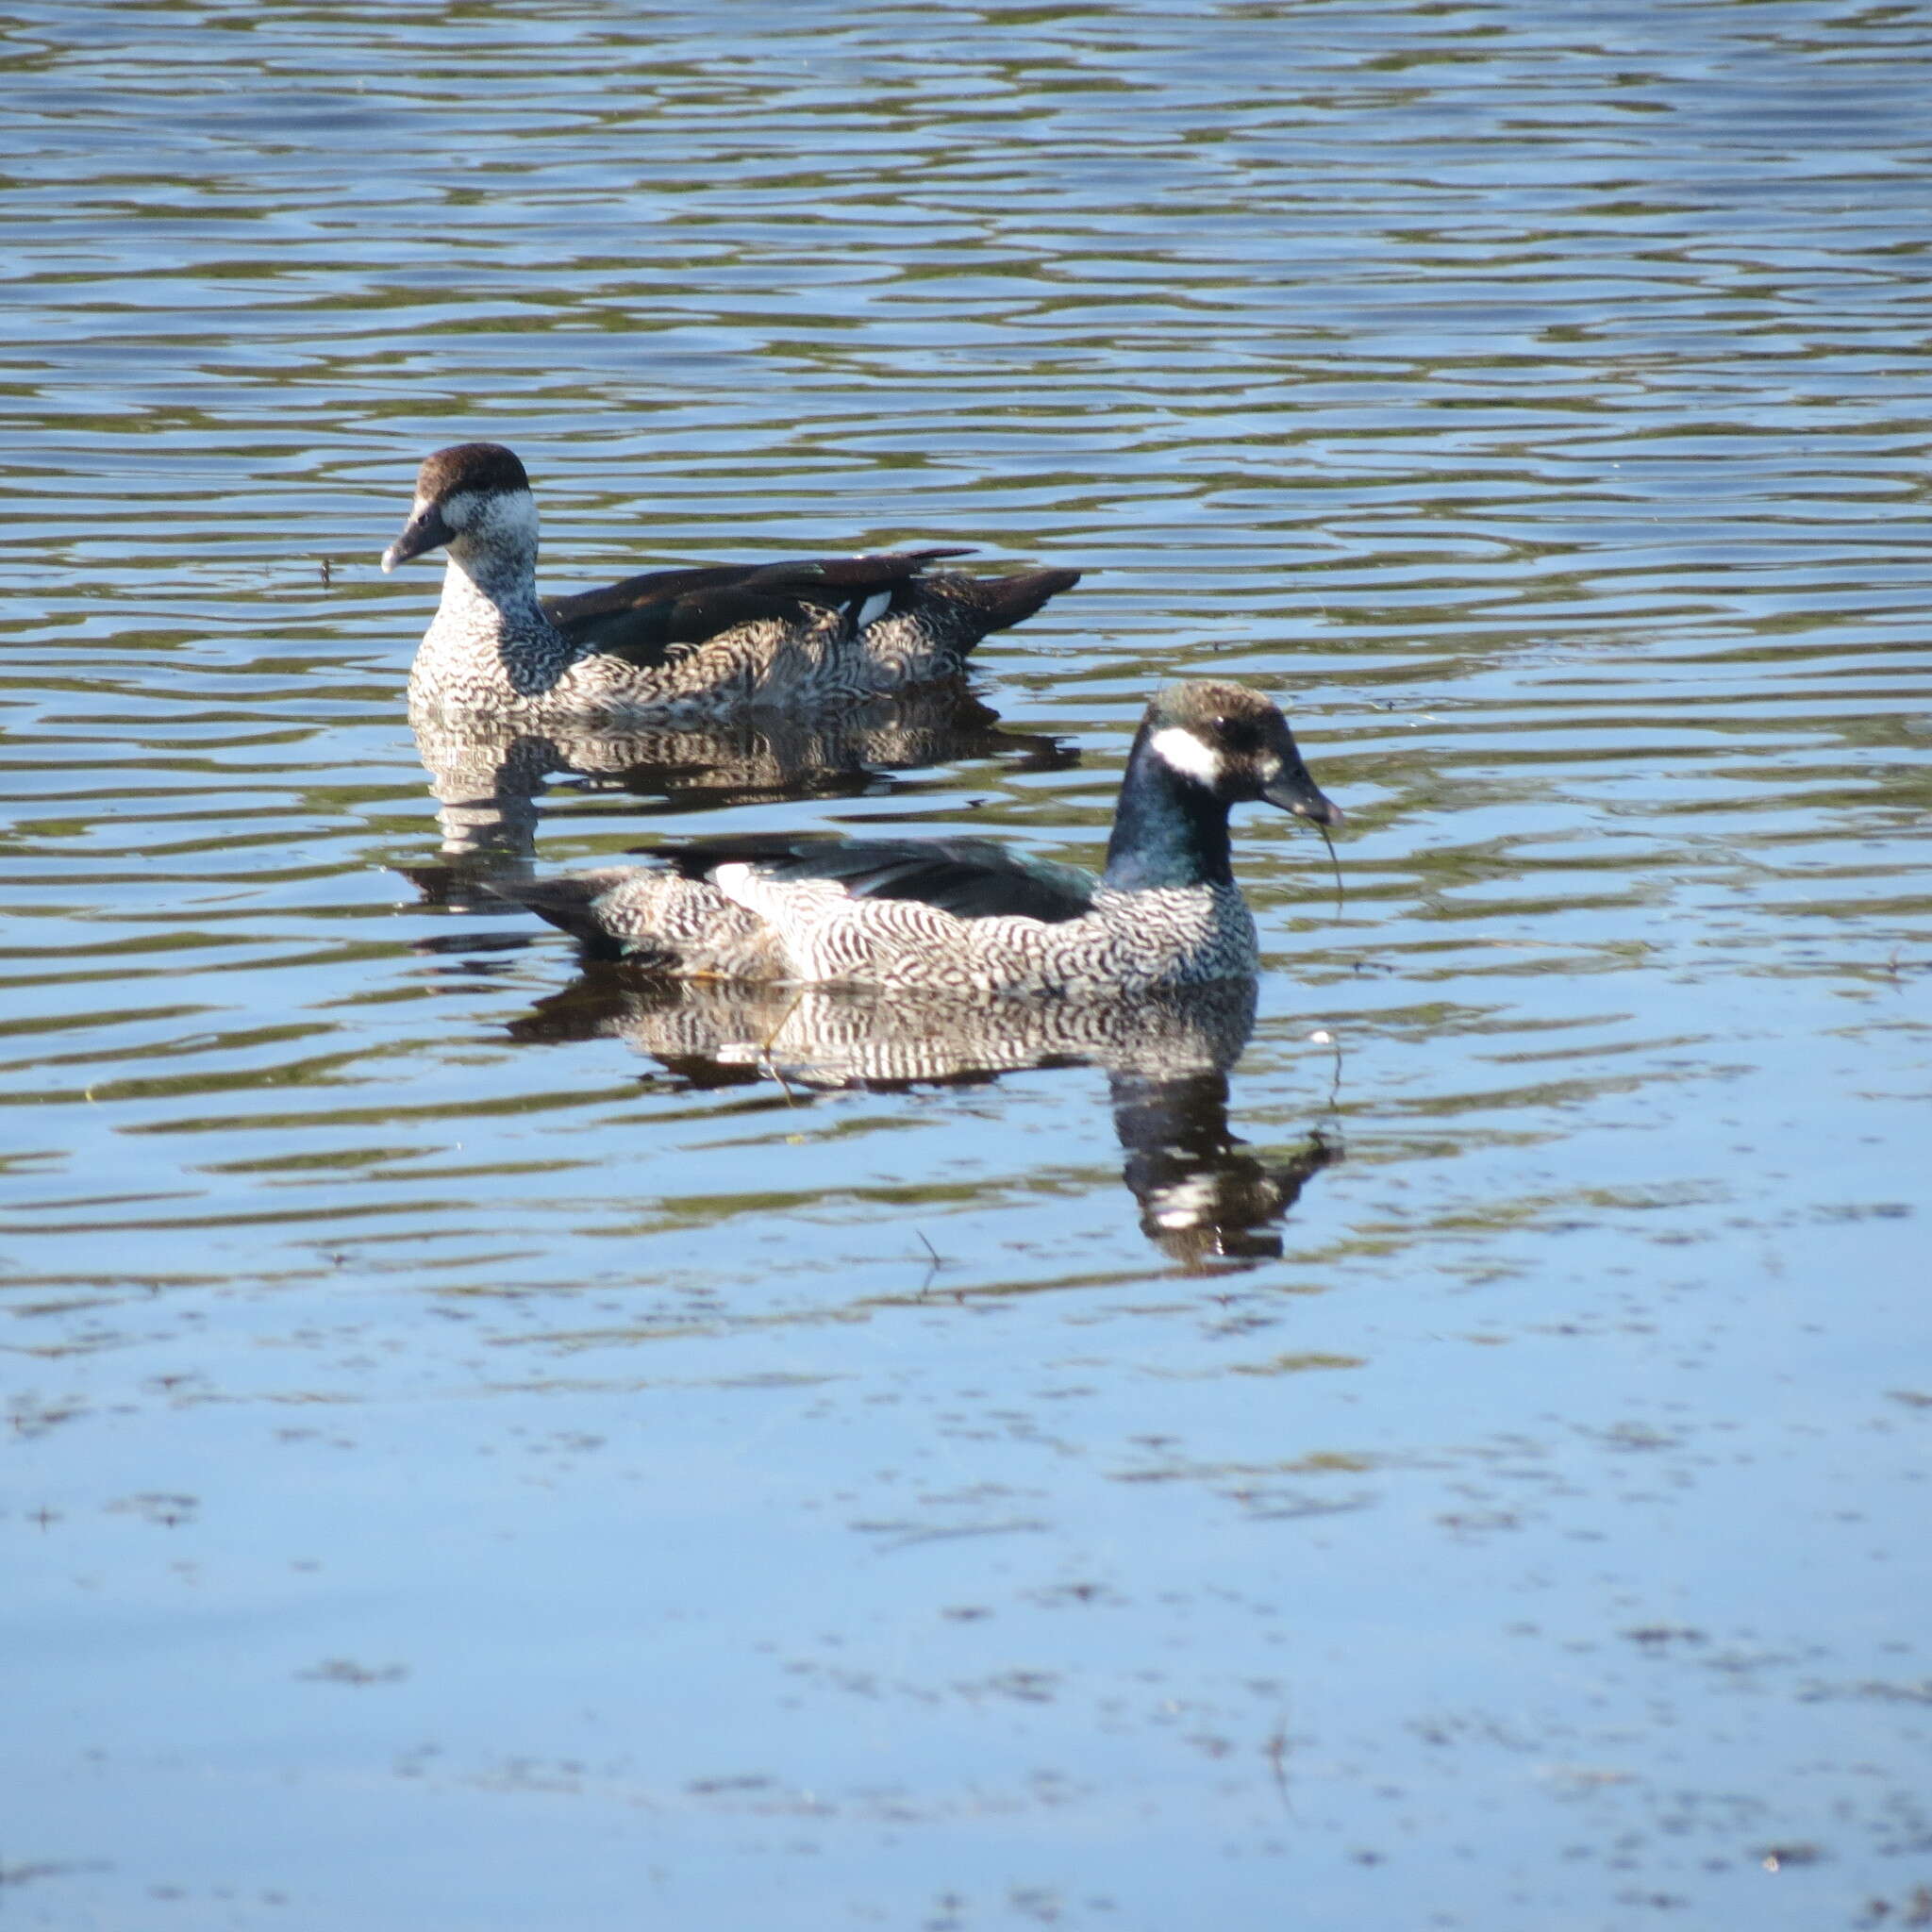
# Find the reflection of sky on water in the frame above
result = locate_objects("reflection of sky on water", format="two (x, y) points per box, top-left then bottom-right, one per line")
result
(3, 2), (1930, 1925)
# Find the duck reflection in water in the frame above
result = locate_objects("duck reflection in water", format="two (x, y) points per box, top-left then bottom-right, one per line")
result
(508, 971), (1339, 1271)
(477, 682), (1344, 1261)
(406, 679), (1075, 909)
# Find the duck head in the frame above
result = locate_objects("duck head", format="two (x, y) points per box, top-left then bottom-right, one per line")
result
(1103, 681), (1343, 893)
(381, 441), (540, 575)
(1141, 682), (1344, 828)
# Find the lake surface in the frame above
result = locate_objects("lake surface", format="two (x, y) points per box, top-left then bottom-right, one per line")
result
(4, 2), (1930, 1926)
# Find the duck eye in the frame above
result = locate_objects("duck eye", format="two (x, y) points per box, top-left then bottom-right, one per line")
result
(1216, 716), (1262, 755)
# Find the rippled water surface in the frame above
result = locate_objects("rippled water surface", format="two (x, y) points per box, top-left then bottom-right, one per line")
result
(5, 3), (1931, 1926)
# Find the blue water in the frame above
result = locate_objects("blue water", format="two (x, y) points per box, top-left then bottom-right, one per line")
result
(3, 2), (1930, 1926)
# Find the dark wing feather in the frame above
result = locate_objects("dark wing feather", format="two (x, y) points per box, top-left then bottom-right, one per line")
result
(792, 547), (973, 588)
(543, 550), (979, 669)
(656, 833), (1097, 926)
(957, 565), (1082, 633)
(543, 561), (823, 666)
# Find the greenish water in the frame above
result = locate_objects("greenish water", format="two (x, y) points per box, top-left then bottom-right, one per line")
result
(3, 3), (1930, 1927)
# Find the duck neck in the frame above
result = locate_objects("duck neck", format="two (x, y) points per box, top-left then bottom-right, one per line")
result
(437, 536), (557, 646)
(1102, 725), (1234, 892)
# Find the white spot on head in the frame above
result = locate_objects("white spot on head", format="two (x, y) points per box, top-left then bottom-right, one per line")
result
(446, 486), (539, 558)
(485, 488), (539, 546)
(1148, 725), (1224, 787)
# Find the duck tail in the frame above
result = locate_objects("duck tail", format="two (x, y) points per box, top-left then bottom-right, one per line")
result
(970, 565), (1082, 633)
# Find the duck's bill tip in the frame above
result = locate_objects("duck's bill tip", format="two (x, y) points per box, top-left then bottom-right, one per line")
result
(381, 506), (451, 574)
(1261, 767), (1345, 830)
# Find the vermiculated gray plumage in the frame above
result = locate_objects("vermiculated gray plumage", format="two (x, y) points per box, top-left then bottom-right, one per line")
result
(382, 442), (1079, 724)
(494, 682), (1344, 995)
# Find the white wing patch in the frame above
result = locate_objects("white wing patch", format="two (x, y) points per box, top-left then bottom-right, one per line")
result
(853, 591), (892, 631)
(1147, 725), (1224, 787)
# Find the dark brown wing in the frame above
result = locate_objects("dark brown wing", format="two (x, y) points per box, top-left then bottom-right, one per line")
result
(541, 549), (976, 669)
(655, 832), (1098, 925)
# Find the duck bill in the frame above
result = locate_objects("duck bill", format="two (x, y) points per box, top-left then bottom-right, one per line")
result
(380, 502), (454, 574)
(1262, 757), (1345, 830)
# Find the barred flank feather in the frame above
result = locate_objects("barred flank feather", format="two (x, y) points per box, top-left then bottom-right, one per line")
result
(386, 443), (1079, 724)
(491, 683), (1345, 997)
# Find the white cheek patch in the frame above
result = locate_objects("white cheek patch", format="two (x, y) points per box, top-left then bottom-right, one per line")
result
(1148, 725), (1224, 787)
(476, 489), (539, 547)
